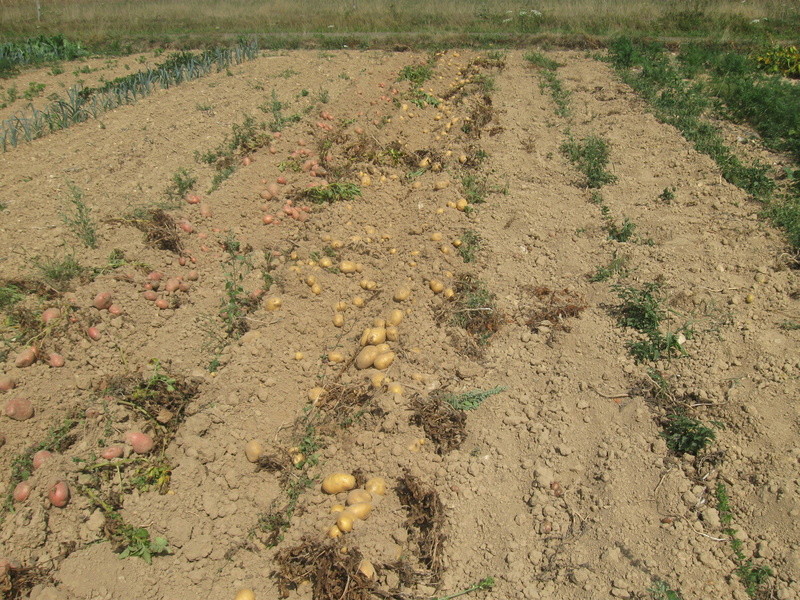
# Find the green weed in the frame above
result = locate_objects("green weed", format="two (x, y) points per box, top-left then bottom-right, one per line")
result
(461, 174), (504, 204)
(263, 89), (301, 132)
(0, 285), (25, 310)
(524, 52), (570, 117)
(433, 577), (494, 600)
(661, 414), (716, 455)
(297, 182), (361, 204)
(658, 186), (676, 204)
(164, 167), (196, 202)
(561, 135), (617, 188)
(449, 275), (502, 347)
(61, 184), (98, 248)
(589, 252), (629, 282)
(649, 580), (683, 600)
(220, 234), (257, 339)
(117, 524), (171, 564)
(614, 282), (665, 332)
(458, 230), (481, 263)
(34, 254), (87, 290)
(399, 64), (433, 87)
(605, 215), (637, 242)
(715, 483), (774, 598)
(442, 387), (505, 411)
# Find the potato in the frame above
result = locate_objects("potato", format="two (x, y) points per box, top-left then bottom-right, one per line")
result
(374, 343), (391, 354)
(429, 279), (444, 294)
(393, 287), (411, 302)
(49, 480), (70, 508)
(0, 375), (16, 391)
(386, 309), (404, 326)
(339, 261), (358, 274)
(13, 481), (31, 503)
(334, 301), (348, 312)
(5, 397), (34, 421)
(311, 283), (322, 295)
(308, 387), (327, 403)
(328, 351), (346, 363)
(336, 511), (355, 532)
(42, 307), (61, 324)
(125, 431), (154, 454)
(443, 288), (455, 299)
(360, 328), (386, 346)
(352, 296), (365, 308)
(373, 352), (395, 370)
(365, 477), (387, 496)
(429, 232), (443, 242)
(265, 297), (282, 311)
(387, 382), (403, 395)
(322, 473), (356, 494)
(14, 347), (37, 368)
(234, 590), (256, 600)
(245, 440), (263, 463)
(32, 450), (52, 470)
(370, 373), (385, 389)
(355, 346), (380, 370)
(385, 326), (399, 342)
(93, 292), (113, 310)
(346, 489), (372, 505)
(48, 353), (65, 368)
(100, 446), (123, 460)
(327, 525), (343, 538)
(358, 559), (376, 580)
(331, 504), (346, 514)
(348, 502), (373, 520)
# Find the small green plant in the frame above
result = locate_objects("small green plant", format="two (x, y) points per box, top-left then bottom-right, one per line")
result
(61, 183), (97, 248)
(605, 216), (637, 242)
(409, 89), (440, 108)
(561, 134), (617, 188)
(715, 483), (774, 598)
(524, 52), (570, 117)
(264, 89), (301, 132)
(399, 64), (433, 87)
(658, 186), (676, 204)
(299, 182), (361, 204)
(660, 414), (715, 455)
(458, 230), (481, 263)
(210, 166), (235, 192)
(0, 284), (25, 310)
(164, 167), (196, 202)
(219, 234), (257, 339)
(34, 254), (86, 290)
(442, 387), (505, 411)
(117, 523), (171, 564)
(49, 64), (64, 75)
(432, 577), (495, 600)
(22, 81), (45, 100)
(779, 320), (800, 330)
(589, 252), (629, 282)
(317, 88), (329, 103)
(614, 282), (665, 332)
(461, 174), (504, 204)
(196, 103), (213, 112)
(649, 580), (683, 600)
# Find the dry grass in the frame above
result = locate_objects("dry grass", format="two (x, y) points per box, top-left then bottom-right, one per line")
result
(0, 1), (796, 43)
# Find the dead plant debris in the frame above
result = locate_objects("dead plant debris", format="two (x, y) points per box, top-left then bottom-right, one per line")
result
(396, 472), (446, 581)
(410, 394), (467, 454)
(524, 285), (587, 333)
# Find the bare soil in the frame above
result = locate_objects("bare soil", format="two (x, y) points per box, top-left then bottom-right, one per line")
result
(0, 49), (798, 600)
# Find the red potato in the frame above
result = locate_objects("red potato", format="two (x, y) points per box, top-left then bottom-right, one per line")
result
(0, 376), (15, 391)
(147, 271), (164, 281)
(178, 220), (193, 233)
(15, 347), (37, 368)
(5, 397), (34, 420)
(197, 232), (208, 240)
(262, 214), (275, 225)
(186, 271), (199, 281)
(93, 292), (112, 310)
(269, 146), (277, 154)
(242, 156), (252, 166)
(199, 204), (212, 218)
(125, 431), (154, 454)
(108, 304), (123, 316)
(42, 307), (61, 324)
(164, 278), (181, 293)
(178, 256), (187, 266)
(12, 481), (31, 502)
(32, 450), (52, 470)
(87, 327), (101, 341)
(185, 194), (201, 204)
(143, 290), (158, 301)
(48, 481), (70, 508)
(276, 176), (287, 185)
(178, 282), (191, 292)
(100, 446), (123, 460)
(48, 353), (65, 368)
(155, 299), (169, 310)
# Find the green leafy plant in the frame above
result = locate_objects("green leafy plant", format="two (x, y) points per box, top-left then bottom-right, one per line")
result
(605, 215), (636, 242)
(399, 64), (433, 87)
(458, 230), (481, 263)
(661, 414), (715, 455)
(524, 52), (570, 117)
(298, 182), (361, 204)
(117, 524), (170, 564)
(442, 387), (505, 411)
(589, 252), (629, 282)
(264, 89), (301, 132)
(433, 577), (495, 600)
(649, 580), (683, 600)
(164, 167), (196, 202)
(658, 186), (676, 204)
(61, 183), (97, 248)
(561, 134), (617, 188)
(0, 284), (25, 310)
(614, 282), (665, 332)
(34, 254), (86, 290)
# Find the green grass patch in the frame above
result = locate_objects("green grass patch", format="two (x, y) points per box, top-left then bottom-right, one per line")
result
(561, 134), (617, 188)
(524, 51), (570, 118)
(297, 182), (361, 204)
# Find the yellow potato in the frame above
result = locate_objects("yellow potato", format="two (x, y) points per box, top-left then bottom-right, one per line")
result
(331, 504), (346, 514)
(373, 352), (396, 370)
(388, 382), (404, 395)
(336, 511), (356, 532)
(353, 296), (365, 307)
(356, 346), (380, 370)
(340, 261), (357, 274)
(265, 297), (282, 311)
(311, 283), (322, 295)
(393, 286), (412, 302)
(387, 309), (404, 326)
(370, 372), (386, 389)
(444, 288), (455, 299)
(235, 589), (256, 600)
(385, 326), (399, 342)
(358, 559), (376, 580)
(244, 440), (263, 463)
(346, 489), (372, 505)
(429, 279), (444, 293)
(308, 387), (327, 403)
(332, 313), (344, 328)
(348, 502), (373, 520)
(319, 257), (334, 268)
(328, 351), (345, 363)
(365, 477), (387, 496)
(322, 473), (356, 494)
(328, 524), (343, 538)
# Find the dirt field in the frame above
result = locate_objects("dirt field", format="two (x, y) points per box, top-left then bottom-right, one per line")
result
(0, 49), (798, 600)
